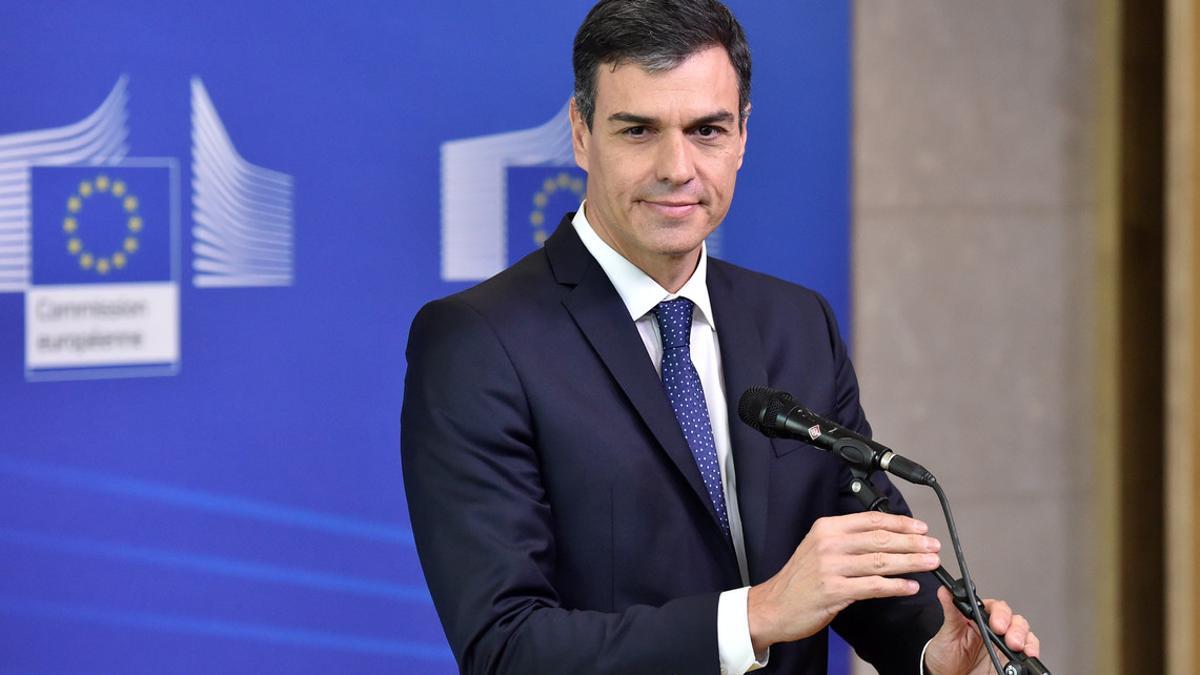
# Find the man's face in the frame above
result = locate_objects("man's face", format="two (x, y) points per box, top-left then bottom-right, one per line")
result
(570, 45), (747, 282)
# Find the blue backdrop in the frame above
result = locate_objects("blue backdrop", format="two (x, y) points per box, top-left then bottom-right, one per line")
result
(0, 2), (852, 672)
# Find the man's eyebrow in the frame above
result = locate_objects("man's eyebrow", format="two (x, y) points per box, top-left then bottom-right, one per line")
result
(605, 110), (736, 127)
(689, 111), (735, 126)
(607, 112), (657, 126)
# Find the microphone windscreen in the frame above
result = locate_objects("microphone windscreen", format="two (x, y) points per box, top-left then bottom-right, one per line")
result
(738, 386), (787, 433)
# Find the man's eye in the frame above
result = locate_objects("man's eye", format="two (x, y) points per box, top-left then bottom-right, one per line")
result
(696, 125), (721, 138)
(625, 126), (647, 138)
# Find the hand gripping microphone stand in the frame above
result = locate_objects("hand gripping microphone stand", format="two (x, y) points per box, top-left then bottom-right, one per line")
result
(838, 440), (1049, 675)
(739, 388), (1051, 675)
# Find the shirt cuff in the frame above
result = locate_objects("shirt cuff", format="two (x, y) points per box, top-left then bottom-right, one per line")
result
(717, 587), (769, 674)
(919, 637), (932, 674)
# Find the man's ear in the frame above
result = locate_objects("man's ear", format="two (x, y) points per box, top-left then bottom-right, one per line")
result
(569, 97), (590, 172)
(736, 103), (750, 170)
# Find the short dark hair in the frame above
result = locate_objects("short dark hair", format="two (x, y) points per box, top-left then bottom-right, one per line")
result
(573, 0), (752, 130)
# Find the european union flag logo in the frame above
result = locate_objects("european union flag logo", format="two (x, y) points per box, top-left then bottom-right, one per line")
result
(505, 166), (586, 265)
(31, 164), (174, 286)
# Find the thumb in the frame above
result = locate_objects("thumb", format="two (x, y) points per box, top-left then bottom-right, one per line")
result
(930, 585), (990, 674)
(937, 585), (967, 632)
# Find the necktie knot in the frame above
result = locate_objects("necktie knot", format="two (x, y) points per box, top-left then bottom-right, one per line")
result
(653, 297), (694, 349)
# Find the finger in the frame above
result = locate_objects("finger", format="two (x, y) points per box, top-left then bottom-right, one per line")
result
(1003, 614), (1031, 652)
(1024, 631), (1040, 658)
(842, 575), (921, 602)
(843, 551), (940, 577)
(844, 530), (941, 555)
(984, 599), (1013, 634)
(835, 511), (928, 535)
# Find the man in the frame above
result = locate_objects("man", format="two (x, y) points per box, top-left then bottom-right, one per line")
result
(402, 1), (1041, 673)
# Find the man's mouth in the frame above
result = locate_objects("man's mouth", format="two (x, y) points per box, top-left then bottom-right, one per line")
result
(640, 200), (701, 218)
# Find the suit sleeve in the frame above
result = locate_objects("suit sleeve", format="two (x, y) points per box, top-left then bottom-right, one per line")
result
(401, 297), (721, 674)
(811, 293), (944, 673)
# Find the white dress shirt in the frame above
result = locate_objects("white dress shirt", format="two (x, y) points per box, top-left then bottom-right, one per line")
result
(571, 205), (767, 674)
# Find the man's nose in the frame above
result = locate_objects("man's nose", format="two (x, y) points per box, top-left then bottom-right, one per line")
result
(655, 131), (696, 185)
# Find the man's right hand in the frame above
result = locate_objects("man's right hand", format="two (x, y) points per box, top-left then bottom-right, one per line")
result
(746, 511), (942, 653)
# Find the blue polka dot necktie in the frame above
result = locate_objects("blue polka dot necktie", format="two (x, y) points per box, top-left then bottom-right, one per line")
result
(652, 297), (730, 537)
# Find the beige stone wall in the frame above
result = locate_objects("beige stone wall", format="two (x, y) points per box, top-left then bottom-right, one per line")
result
(851, 2), (1098, 673)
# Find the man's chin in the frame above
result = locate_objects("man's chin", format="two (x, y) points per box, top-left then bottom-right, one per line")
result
(645, 229), (714, 259)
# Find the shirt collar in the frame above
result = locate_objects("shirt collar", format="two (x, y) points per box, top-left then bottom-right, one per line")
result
(571, 201), (716, 331)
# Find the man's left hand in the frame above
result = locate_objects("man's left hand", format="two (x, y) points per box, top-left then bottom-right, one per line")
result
(923, 586), (1041, 675)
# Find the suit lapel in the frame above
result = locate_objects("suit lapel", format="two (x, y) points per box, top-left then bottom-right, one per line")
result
(546, 218), (731, 537)
(708, 260), (774, 583)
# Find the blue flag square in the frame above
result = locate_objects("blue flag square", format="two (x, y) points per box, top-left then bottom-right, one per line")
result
(31, 165), (174, 285)
(505, 166), (586, 265)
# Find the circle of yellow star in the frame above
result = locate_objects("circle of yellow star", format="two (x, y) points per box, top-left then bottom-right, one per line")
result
(528, 171), (586, 247)
(62, 173), (143, 276)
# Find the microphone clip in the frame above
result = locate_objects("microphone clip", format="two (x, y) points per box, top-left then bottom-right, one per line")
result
(831, 436), (878, 473)
(845, 461), (892, 513)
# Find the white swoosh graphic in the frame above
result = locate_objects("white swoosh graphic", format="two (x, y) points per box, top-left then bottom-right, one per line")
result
(439, 102), (574, 281)
(0, 77), (130, 292)
(190, 77), (294, 288)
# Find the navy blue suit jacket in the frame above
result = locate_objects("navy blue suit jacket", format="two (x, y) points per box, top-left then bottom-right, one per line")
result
(401, 216), (941, 673)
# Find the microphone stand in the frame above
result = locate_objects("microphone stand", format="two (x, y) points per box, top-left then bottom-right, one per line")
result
(842, 457), (1051, 675)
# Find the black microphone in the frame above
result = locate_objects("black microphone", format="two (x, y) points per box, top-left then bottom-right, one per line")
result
(737, 386), (935, 486)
